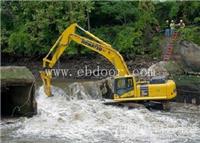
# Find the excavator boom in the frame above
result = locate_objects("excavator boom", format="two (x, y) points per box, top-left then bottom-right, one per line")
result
(40, 23), (130, 96)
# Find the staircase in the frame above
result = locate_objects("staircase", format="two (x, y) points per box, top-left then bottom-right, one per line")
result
(163, 32), (178, 61)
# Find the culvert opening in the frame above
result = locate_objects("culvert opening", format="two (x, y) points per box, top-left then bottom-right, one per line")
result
(1, 83), (37, 117)
(1, 66), (37, 118)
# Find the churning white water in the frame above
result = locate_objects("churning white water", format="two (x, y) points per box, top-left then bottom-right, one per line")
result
(1, 83), (200, 143)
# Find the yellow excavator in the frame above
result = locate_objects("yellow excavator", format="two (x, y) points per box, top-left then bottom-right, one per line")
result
(40, 23), (176, 103)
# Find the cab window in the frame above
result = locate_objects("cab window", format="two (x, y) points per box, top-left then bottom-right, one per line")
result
(117, 78), (126, 89)
(114, 77), (134, 95)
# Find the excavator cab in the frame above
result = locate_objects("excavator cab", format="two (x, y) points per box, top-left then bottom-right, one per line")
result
(114, 77), (134, 95)
(114, 76), (136, 99)
(114, 75), (176, 101)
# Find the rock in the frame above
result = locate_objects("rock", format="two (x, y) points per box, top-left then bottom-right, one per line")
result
(148, 61), (170, 78)
(148, 61), (184, 78)
(175, 40), (200, 72)
(66, 77), (114, 100)
(163, 61), (184, 74)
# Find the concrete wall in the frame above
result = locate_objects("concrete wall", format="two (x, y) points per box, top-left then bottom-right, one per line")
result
(1, 66), (37, 117)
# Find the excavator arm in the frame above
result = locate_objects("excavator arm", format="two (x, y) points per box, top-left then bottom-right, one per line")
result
(40, 23), (130, 96)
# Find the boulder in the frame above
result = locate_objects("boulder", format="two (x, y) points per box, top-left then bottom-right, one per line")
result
(175, 40), (200, 72)
(64, 77), (114, 100)
(148, 61), (169, 78)
(148, 61), (184, 78)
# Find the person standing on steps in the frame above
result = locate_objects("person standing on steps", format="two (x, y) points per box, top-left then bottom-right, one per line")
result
(178, 19), (185, 29)
(170, 20), (176, 36)
(164, 20), (170, 37)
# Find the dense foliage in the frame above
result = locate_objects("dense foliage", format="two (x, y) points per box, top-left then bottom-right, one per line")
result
(1, 1), (200, 57)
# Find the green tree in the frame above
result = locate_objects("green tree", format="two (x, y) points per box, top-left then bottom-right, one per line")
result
(1, 1), (199, 58)
(1, 1), (94, 56)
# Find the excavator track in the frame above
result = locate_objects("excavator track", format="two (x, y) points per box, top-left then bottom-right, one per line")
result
(103, 100), (170, 110)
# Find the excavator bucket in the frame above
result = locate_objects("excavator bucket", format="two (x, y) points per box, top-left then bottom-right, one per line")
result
(40, 70), (52, 97)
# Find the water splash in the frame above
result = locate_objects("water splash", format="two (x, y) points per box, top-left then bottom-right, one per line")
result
(1, 84), (200, 143)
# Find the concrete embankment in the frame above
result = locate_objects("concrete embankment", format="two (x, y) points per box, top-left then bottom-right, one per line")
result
(1, 66), (37, 117)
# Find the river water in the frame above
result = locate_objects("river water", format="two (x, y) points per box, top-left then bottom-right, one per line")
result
(1, 83), (200, 143)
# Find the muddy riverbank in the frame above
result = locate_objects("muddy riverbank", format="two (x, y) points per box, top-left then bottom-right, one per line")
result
(1, 54), (159, 80)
